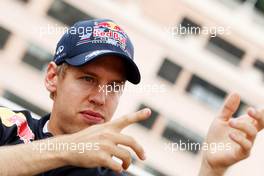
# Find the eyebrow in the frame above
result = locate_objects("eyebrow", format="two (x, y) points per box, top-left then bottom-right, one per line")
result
(81, 71), (98, 78)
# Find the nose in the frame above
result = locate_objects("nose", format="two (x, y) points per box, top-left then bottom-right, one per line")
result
(88, 86), (106, 106)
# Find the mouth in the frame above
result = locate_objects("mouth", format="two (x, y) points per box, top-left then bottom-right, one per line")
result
(80, 110), (105, 124)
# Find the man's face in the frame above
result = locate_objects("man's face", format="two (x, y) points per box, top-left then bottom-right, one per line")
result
(48, 55), (126, 134)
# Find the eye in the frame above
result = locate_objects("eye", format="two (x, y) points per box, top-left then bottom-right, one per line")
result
(81, 76), (95, 83)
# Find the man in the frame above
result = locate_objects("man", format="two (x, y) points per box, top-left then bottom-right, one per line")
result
(0, 18), (262, 176)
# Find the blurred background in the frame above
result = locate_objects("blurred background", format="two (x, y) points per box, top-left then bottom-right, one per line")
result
(0, 0), (264, 175)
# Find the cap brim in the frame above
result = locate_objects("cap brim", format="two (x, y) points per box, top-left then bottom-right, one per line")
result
(65, 50), (141, 84)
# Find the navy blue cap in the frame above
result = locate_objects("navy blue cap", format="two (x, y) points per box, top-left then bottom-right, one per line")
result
(53, 18), (140, 84)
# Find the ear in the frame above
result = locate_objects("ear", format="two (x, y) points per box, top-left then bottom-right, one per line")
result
(45, 62), (58, 98)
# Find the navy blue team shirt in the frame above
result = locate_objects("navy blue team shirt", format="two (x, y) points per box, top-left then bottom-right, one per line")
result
(0, 107), (126, 176)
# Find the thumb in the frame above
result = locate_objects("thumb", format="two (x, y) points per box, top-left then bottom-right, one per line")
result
(219, 92), (240, 121)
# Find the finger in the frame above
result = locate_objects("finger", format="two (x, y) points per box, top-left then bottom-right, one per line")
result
(229, 118), (258, 140)
(110, 133), (146, 160)
(110, 108), (151, 131)
(110, 146), (132, 170)
(219, 93), (240, 121)
(99, 154), (123, 173)
(229, 132), (252, 153)
(247, 107), (264, 131)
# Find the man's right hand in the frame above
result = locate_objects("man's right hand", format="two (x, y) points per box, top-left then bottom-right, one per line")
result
(60, 108), (151, 173)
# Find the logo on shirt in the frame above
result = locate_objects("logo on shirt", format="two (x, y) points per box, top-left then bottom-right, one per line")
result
(0, 107), (35, 144)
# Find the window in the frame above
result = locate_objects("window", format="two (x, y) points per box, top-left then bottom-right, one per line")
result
(233, 100), (248, 117)
(178, 17), (202, 36)
(137, 104), (159, 129)
(47, 0), (94, 26)
(157, 58), (182, 84)
(3, 90), (48, 116)
(186, 75), (227, 111)
(254, 59), (264, 73)
(162, 120), (203, 154)
(255, 0), (264, 15)
(253, 59), (264, 81)
(236, 0), (247, 3)
(22, 43), (52, 71)
(0, 26), (11, 49)
(217, 0), (247, 9)
(15, 0), (30, 3)
(206, 36), (245, 65)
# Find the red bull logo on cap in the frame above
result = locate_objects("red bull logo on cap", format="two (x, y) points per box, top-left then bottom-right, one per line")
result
(76, 20), (129, 51)
(93, 21), (127, 47)
(96, 21), (125, 34)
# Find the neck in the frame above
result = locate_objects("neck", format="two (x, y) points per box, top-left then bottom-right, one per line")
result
(48, 110), (64, 136)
